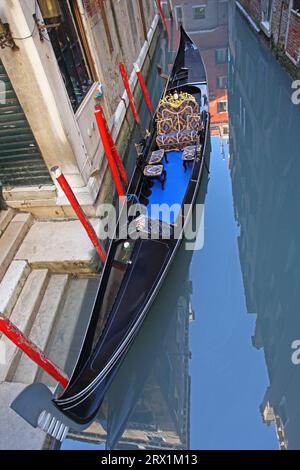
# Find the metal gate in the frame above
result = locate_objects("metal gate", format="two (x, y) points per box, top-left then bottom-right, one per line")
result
(0, 61), (52, 187)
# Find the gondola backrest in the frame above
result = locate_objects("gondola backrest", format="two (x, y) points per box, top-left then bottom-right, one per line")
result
(156, 92), (200, 135)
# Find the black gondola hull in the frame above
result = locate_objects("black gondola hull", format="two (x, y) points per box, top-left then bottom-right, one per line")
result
(11, 26), (211, 438)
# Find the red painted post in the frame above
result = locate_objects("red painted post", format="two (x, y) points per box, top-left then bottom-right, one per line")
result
(119, 63), (141, 125)
(156, 0), (168, 31)
(51, 166), (107, 264)
(134, 63), (153, 115)
(96, 105), (128, 187)
(0, 314), (69, 388)
(108, 133), (129, 187)
(94, 105), (126, 197)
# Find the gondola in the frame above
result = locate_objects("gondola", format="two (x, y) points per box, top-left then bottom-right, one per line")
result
(11, 27), (210, 442)
(105, 161), (210, 451)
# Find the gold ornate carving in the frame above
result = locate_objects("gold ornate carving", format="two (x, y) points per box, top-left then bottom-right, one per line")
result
(158, 91), (196, 109)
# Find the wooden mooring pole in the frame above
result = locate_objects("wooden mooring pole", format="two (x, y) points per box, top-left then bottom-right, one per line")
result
(119, 63), (141, 125)
(95, 103), (128, 187)
(134, 63), (153, 115)
(94, 105), (127, 197)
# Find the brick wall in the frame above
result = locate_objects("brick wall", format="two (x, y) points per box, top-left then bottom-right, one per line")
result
(238, 0), (300, 69)
(238, 0), (262, 25)
(286, 10), (300, 63)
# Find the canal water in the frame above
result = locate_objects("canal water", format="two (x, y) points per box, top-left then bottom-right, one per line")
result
(62, 1), (300, 450)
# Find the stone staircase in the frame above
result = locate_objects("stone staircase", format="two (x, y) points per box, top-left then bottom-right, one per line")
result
(13, 274), (69, 385)
(0, 209), (100, 385)
(0, 211), (32, 281)
(0, 208), (101, 449)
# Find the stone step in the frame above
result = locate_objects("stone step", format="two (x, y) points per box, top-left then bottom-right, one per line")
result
(0, 213), (33, 282)
(0, 209), (14, 235)
(37, 277), (99, 387)
(15, 219), (100, 273)
(0, 260), (30, 317)
(0, 269), (49, 382)
(3, 185), (56, 202)
(13, 274), (69, 385)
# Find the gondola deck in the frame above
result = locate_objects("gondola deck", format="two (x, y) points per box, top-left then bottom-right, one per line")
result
(146, 150), (192, 223)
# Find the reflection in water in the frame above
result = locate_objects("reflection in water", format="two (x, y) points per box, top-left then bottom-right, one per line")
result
(229, 4), (300, 450)
(171, 0), (229, 142)
(105, 236), (197, 450)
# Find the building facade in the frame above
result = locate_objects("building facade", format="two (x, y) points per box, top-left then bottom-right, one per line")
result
(237, 0), (300, 69)
(0, 0), (158, 217)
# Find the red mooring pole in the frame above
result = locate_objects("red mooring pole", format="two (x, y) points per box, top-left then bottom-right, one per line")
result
(119, 63), (141, 125)
(94, 105), (126, 197)
(156, 0), (168, 31)
(0, 314), (69, 388)
(108, 133), (129, 187)
(97, 106), (128, 187)
(134, 63), (153, 115)
(51, 166), (107, 264)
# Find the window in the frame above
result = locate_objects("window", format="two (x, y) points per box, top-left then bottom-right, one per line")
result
(44, 1), (94, 111)
(216, 76), (227, 89)
(193, 6), (206, 20)
(161, 1), (170, 18)
(127, 0), (138, 40)
(109, 0), (124, 54)
(175, 6), (183, 26)
(293, 0), (300, 12)
(99, 0), (114, 54)
(215, 48), (228, 64)
(262, 0), (272, 21)
(146, 0), (151, 16)
(217, 101), (228, 113)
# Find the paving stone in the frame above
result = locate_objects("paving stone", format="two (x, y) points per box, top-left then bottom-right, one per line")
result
(15, 219), (101, 273)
